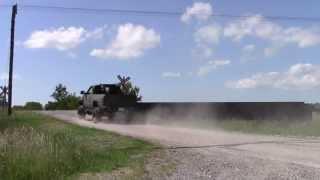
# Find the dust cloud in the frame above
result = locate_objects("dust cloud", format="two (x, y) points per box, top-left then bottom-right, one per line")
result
(128, 105), (222, 130)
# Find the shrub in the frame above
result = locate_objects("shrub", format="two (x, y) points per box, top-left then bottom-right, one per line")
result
(45, 84), (80, 110)
(24, 102), (43, 110)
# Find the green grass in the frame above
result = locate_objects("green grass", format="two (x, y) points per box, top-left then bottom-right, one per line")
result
(215, 112), (320, 137)
(0, 111), (155, 180)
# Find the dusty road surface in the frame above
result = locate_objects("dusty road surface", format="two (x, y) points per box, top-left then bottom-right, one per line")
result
(41, 111), (320, 180)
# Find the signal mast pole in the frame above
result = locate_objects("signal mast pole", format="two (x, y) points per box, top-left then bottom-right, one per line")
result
(8, 4), (18, 115)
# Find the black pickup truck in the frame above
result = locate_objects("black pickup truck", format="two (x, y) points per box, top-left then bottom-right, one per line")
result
(78, 83), (139, 121)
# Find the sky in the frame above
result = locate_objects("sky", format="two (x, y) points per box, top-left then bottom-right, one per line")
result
(1, 0), (320, 105)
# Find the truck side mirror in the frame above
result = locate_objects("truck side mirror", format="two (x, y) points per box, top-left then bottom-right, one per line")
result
(80, 91), (85, 95)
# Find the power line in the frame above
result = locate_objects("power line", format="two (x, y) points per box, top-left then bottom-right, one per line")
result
(0, 4), (318, 22)
(22, 5), (182, 16)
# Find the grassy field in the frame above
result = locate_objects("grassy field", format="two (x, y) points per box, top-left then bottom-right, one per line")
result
(215, 112), (320, 137)
(0, 111), (155, 180)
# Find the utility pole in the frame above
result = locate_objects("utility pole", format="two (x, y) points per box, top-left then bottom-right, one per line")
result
(8, 4), (17, 115)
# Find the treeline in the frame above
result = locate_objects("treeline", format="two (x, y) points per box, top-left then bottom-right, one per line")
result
(312, 103), (320, 112)
(14, 84), (80, 111)
(13, 102), (43, 111)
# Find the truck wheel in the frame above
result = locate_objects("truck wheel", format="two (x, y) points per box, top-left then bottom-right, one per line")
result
(92, 108), (102, 123)
(77, 106), (86, 119)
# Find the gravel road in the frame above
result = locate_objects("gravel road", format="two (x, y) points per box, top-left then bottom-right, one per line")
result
(41, 111), (320, 180)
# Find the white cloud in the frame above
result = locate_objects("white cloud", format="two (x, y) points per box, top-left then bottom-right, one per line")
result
(284, 27), (320, 48)
(24, 27), (86, 50)
(162, 72), (181, 78)
(198, 59), (230, 76)
(243, 44), (255, 52)
(85, 25), (107, 39)
(24, 26), (106, 51)
(194, 24), (221, 44)
(181, 2), (213, 23)
(194, 24), (221, 57)
(224, 15), (320, 51)
(227, 63), (320, 90)
(90, 23), (160, 60)
(224, 15), (268, 41)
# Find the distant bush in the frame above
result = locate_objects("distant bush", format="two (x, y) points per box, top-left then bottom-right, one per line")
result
(45, 96), (79, 110)
(311, 103), (320, 112)
(12, 102), (43, 111)
(24, 102), (43, 110)
(13, 105), (25, 111)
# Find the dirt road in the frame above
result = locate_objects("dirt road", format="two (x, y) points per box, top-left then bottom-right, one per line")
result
(41, 111), (320, 179)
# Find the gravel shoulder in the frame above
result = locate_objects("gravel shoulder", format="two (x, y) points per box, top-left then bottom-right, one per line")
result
(41, 111), (320, 179)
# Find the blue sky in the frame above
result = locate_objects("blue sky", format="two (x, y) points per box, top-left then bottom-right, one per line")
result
(1, 0), (320, 105)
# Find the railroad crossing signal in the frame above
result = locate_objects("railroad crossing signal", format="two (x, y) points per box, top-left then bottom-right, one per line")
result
(0, 86), (8, 105)
(117, 75), (131, 85)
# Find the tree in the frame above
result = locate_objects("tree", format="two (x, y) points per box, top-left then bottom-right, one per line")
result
(45, 101), (56, 110)
(51, 84), (69, 102)
(24, 102), (43, 110)
(46, 84), (80, 110)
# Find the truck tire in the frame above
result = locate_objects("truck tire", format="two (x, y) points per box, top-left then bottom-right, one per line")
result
(77, 106), (86, 119)
(92, 108), (102, 123)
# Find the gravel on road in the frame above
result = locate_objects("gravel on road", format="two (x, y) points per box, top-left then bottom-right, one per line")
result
(41, 111), (320, 180)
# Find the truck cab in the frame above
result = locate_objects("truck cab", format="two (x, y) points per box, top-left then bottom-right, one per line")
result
(78, 84), (138, 120)
(81, 84), (122, 109)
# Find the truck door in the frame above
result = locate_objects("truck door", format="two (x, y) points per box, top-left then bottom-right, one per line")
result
(84, 86), (94, 108)
(91, 85), (105, 108)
